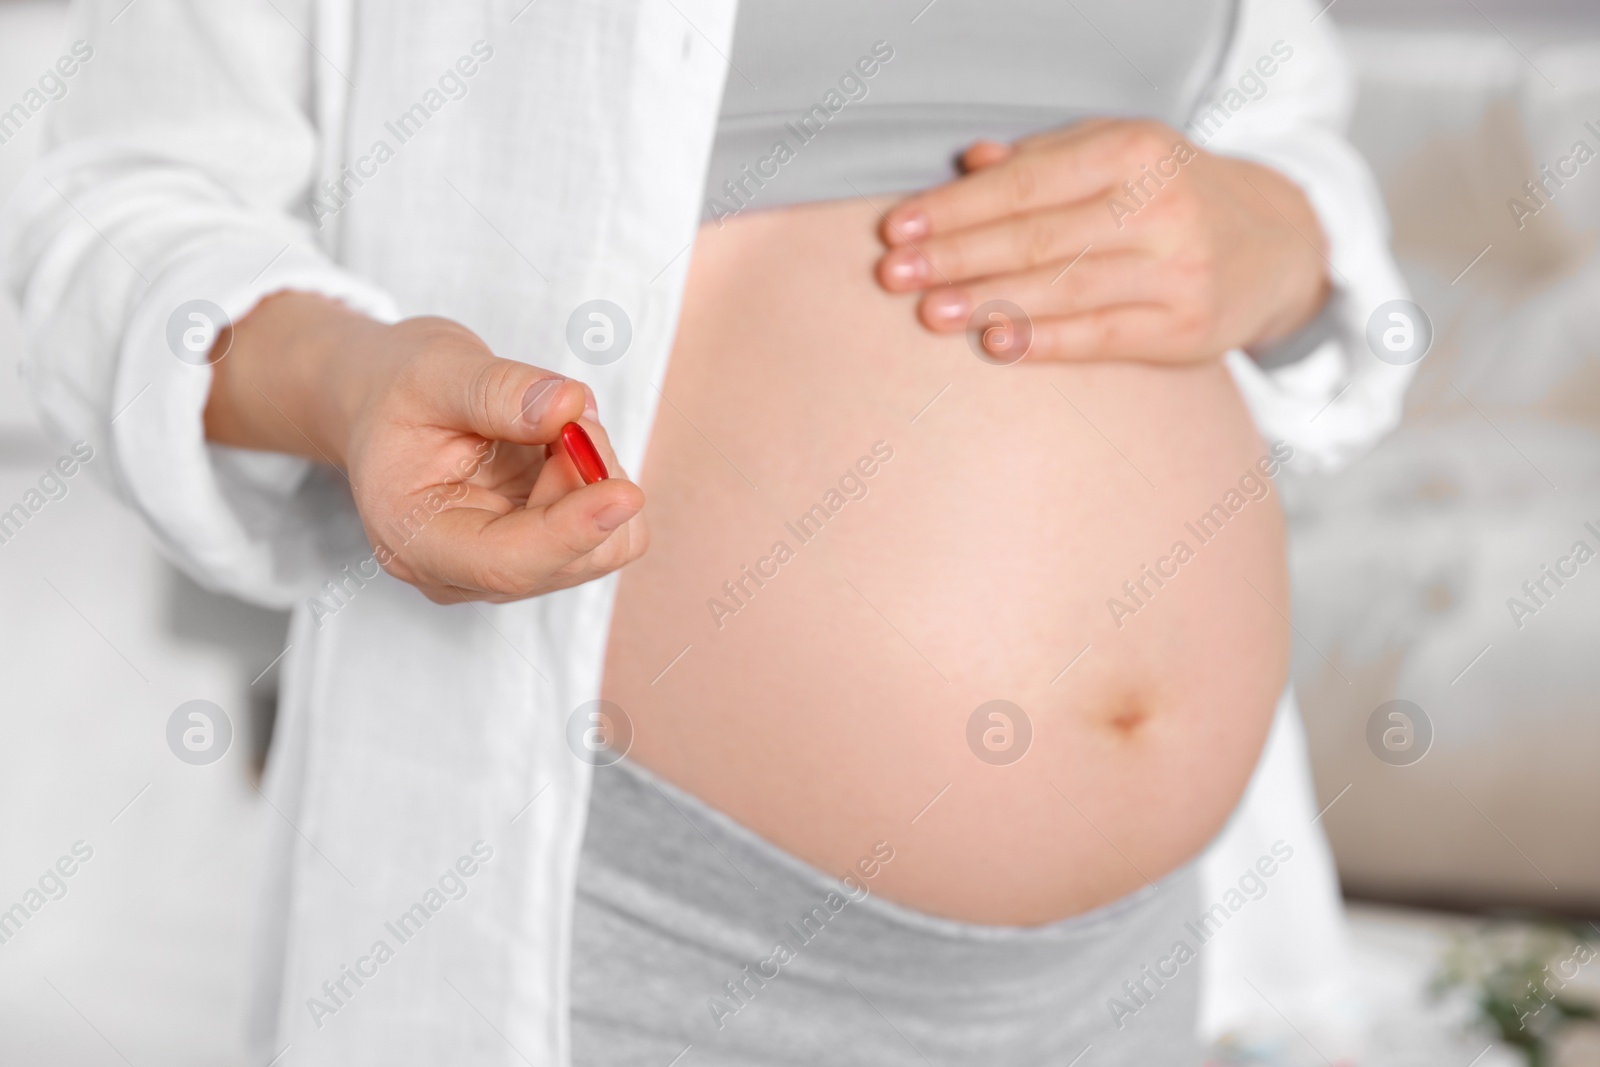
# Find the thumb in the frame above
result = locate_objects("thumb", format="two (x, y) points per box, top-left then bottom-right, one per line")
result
(429, 350), (587, 445)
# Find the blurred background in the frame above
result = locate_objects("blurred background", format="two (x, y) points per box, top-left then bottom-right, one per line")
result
(3, 0), (1600, 1064)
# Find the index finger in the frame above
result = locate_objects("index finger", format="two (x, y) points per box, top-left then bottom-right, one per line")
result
(881, 121), (1179, 245)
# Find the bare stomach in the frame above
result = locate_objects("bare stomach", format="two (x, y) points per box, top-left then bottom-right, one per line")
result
(601, 197), (1289, 926)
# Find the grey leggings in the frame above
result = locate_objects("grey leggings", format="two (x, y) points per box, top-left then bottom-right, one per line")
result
(570, 759), (1204, 1066)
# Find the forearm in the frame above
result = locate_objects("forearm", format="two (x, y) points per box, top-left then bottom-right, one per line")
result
(204, 291), (383, 469)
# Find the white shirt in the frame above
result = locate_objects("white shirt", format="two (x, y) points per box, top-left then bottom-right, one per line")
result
(0, 0), (1412, 1062)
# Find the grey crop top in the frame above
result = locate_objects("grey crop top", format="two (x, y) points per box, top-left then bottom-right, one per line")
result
(703, 0), (1239, 221)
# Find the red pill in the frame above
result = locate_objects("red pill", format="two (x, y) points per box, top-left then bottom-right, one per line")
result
(560, 422), (609, 484)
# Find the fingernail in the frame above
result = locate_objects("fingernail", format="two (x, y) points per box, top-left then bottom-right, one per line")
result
(595, 504), (635, 532)
(881, 249), (928, 288)
(922, 289), (971, 328)
(582, 385), (598, 420)
(888, 208), (929, 244)
(520, 377), (565, 425)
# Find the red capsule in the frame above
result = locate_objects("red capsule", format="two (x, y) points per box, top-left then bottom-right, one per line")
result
(560, 422), (609, 485)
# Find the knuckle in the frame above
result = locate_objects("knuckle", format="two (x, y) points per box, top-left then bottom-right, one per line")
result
(406, 315), (482, 351)
(469, 556), (527, 599)
(1022, 326), (1060, 363)
(1005, 158), (1040, 209)
(1020, 216), (1059, 268)
(1163, 184), (1203, 227)
(1172, 305), (1212, 346)
(421, 583), (476, 606)
(1168, 246), (1217, 303)
(1120, 122), (1170, 166)
(584, 519), (647, 574)
(540, 517), (602, 569)
(585, 537), (626, 574)
(469, 359), (521, 430)
(1114, 126), (1149, 165)
(1134, 119), (1173, 152)
(629, 518), (652, 561)
(1167, 274), (1217, 342)
(930, 238), (966, 281)
(1091, 313), (1119, 351)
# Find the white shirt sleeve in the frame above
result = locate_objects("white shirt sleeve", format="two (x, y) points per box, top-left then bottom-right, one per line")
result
(1193, 0), (1418, 472)
(0, 0), (393, 608)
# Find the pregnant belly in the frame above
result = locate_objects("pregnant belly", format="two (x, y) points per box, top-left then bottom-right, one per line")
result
(601, 197), (1289, 925)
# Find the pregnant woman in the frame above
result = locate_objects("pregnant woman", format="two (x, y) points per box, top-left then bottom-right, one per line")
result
(3, 0), (1411, 1064)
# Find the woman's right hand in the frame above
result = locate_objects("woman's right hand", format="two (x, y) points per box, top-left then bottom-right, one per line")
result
(204, 292), (648, 604)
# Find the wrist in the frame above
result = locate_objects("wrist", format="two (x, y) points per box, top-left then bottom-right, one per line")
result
(1254, 271), (1332, 351)
(1226, 158), (1331, 351)
(307, 300), (393, 470)
(205, 291), (386, 469)
(1247, 287), (1341, 371)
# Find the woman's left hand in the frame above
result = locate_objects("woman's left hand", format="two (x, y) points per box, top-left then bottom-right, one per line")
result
(874, 119), (1331, 364)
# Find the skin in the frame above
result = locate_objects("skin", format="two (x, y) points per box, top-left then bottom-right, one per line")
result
(877, 120), (1329, 363)
(604, 193), (1290, 924)
(206, 298), (649, 603)
(206, 119), (1322, 922)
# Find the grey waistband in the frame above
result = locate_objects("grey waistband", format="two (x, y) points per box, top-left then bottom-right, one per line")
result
(570, 757), (1204, 1066)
